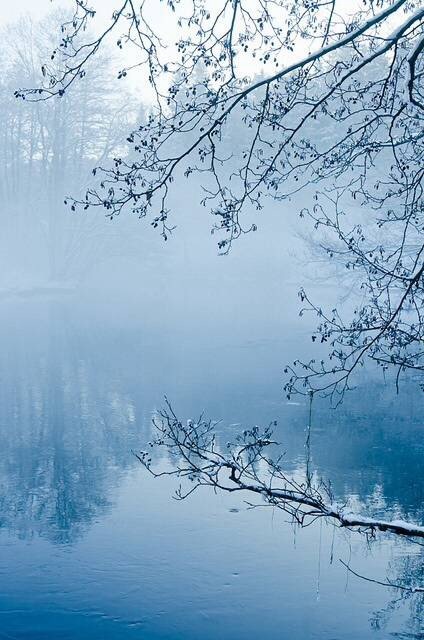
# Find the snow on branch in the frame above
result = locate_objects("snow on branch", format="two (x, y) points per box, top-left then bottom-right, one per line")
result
(136, 399), (424, 541)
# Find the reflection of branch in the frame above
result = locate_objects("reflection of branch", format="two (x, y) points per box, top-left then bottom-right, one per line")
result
(340, 559), (424, 593)
(137, 400), (424, 541)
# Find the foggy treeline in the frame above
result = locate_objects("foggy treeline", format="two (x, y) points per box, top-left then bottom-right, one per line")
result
(0, 12), (141, 288)
(0, 12), (356, 300)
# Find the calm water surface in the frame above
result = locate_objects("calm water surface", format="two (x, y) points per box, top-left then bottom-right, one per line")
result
(0, 282), (422, 639)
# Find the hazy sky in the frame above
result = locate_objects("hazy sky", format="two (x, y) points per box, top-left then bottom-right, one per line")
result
(0, 0), (162, 98)
(0, 0), (307, 86)
(0, 1), (135, 27)
(0, 0), (58, 21)
(0, 0), (120, 23)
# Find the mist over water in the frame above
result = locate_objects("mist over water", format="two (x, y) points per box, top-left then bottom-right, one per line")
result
(0, 5), (423, 639)
(0, 272), (422, 638)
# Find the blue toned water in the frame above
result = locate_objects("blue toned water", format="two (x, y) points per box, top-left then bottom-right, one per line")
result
(0, 285), (422, 639)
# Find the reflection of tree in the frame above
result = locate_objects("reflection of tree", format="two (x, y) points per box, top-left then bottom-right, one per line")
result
(0, 296), (421, 552)
(369, 548), (424, 635)
(301, 381), (424, 524)
(0, 301), (145, 544)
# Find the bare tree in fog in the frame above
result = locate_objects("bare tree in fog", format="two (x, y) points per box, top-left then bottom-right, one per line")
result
(1, 13), (136, 287)
(19, 0), (424, 395)
(15, 2), (424, 597)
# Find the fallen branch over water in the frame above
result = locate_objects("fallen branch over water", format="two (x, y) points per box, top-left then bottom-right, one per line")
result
(136, 399), (424, 541)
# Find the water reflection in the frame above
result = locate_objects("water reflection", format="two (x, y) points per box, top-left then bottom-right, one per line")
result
(370, 550), (424, 636)
(301, 386), (424, 522)
(0, 297), (422, 544)
(0, 294), (422, 638)
(0, 300), (147, 543)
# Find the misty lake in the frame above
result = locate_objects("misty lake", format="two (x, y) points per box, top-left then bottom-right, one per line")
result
(0, 0), (422, 635)
(0, 261), (422, 640)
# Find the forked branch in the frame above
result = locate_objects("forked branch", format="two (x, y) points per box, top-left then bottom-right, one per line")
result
(136, 400), (424, 541)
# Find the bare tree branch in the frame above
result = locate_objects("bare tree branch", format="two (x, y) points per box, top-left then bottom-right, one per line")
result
(18, 0), (424, 395)
(136, 400), (424, 541)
